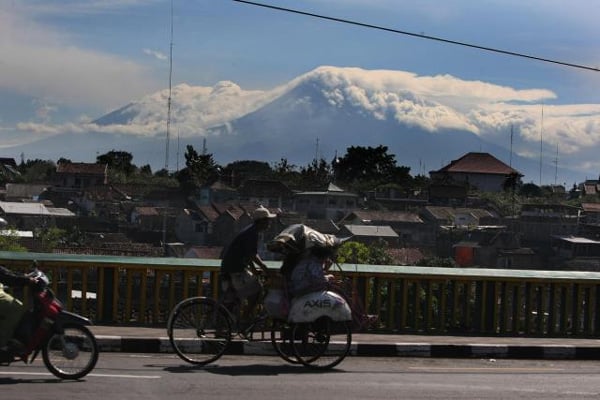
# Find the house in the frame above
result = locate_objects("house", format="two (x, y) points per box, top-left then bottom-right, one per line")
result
(429, 152), (522, 193)
(175, 204), (220, 245)
(421, 206), (502, 228)
(276, 211), (340, 235)
(211, 204), (252, 247)
(237, 179), (294, 209)
(338, 209), (432, 246)
(55, 162), (108, 190)
(453, 228), (538, 268)
(550, 235), (600, 271)
(0, 201), (75, 230)
(4, 183), (49, 202)
(293, 183), (360, 220)
(0, 158), (20, 183)
(518, 203), (581, 248)
(130, 206), (162, 231)
(578, 203), (600, 238)
(551, 235), (600, 258)
(580, 203), (600, 226)
(366, 184), (428, 211)
(420, 205), (504, 258)
(196, 181), (238, 206)
(581, 179), (600, 196)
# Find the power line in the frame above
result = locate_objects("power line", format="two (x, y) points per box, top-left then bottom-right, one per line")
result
(233, 0), (600, 73)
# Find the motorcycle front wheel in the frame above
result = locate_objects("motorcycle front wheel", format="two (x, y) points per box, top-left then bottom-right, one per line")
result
(42, 323), (99, 380)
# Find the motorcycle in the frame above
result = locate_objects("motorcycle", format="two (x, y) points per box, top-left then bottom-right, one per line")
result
(0, 267), (99, 379)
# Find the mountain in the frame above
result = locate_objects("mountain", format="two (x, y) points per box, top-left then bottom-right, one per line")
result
(8, 66), (584, 185)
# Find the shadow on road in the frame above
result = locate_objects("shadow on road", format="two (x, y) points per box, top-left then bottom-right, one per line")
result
(0, 377), (77, 385)
(163, 363), (345, 376)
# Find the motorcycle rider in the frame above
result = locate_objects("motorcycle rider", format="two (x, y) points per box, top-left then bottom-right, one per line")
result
(0, 265), (36, 351)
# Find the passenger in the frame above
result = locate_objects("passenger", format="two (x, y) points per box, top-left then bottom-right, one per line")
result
(268, 224), (339, 299)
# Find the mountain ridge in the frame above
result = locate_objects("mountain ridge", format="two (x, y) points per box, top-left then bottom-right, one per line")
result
(7, 66), (583, 185)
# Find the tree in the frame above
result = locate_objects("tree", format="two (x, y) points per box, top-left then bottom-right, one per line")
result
(336, 240), (394, 265)
(368, 239), (395, 265)
(18, 159), (56, 183)
(35, 226), (66, 253)
(416, 257), (457, 268)
(0, 230), (26, 252)
(336, 241), (370, 264)
(333, 145), (412, 191)
(176, 145), (220, 194)
(97, 150), (135, 176)
(299, 158), (331, 189)
(139, 164), (152, 175)
(519, 182), (542, 198)
(221, 160), (272, 187)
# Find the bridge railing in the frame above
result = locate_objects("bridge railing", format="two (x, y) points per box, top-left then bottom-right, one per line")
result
(2, 251), (600, 337)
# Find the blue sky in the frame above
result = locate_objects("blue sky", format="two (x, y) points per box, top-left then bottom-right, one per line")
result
(1, 0), (600, 182)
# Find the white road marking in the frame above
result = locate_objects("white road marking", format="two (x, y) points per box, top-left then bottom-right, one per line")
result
(409, 366), (564, 372)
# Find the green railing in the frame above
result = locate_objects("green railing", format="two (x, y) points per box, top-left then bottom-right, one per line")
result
(2, 251), (600, 337)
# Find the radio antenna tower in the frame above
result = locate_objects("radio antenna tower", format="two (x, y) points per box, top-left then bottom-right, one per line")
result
(164, 0), (174, 171)
(162, 0), (174, 251)
(539, 104), (544, 186)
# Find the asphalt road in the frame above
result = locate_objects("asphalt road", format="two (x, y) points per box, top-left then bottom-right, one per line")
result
(2, 353), (600, 399)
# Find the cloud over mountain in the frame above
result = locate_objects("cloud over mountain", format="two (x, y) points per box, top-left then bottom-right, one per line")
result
(7, 66), (599, 184)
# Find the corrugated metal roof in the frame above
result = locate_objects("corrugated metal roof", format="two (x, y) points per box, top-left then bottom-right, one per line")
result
(343, 224), (398, 237)
(552, 235), (600, 244)
(46, 207), (75, 217)
(0, 201), (50, 215)
(349, 210), (423, 223)
(425, 206), (497, 221)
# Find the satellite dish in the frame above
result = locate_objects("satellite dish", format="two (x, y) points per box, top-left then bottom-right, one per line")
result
(0, 217), (7, 227)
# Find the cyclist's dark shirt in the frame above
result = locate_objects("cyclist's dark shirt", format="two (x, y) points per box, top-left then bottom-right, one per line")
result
(220, 223), (259, 274)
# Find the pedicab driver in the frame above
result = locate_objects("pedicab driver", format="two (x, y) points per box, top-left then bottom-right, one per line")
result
(220, 206), (277, 323)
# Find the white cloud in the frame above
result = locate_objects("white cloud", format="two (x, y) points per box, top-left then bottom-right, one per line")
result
(8, 65), (600, 180)
(0, 3), (159, 111)
(143, 48), (167, 61)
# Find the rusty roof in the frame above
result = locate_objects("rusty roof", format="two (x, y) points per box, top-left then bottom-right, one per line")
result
(435, 152), (521, 176)
(582, 203), (600, 212)
(56, 162), (107, 175)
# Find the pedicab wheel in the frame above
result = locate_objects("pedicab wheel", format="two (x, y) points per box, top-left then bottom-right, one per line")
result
(291, 317), (352, 370)
(167, 297), (232, 365)
(270, 319), (300, 364)
(42, 323), (99, 380)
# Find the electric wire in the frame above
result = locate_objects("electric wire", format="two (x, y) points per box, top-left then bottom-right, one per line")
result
(233, 0), (600, 73)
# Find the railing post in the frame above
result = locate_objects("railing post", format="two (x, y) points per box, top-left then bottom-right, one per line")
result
(100, 267), (114, 323)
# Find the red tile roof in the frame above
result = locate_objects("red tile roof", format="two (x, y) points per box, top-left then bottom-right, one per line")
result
(56, 162), (107, 175)
(436, 152), (521, 176)
(582, 203), (600, 212)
